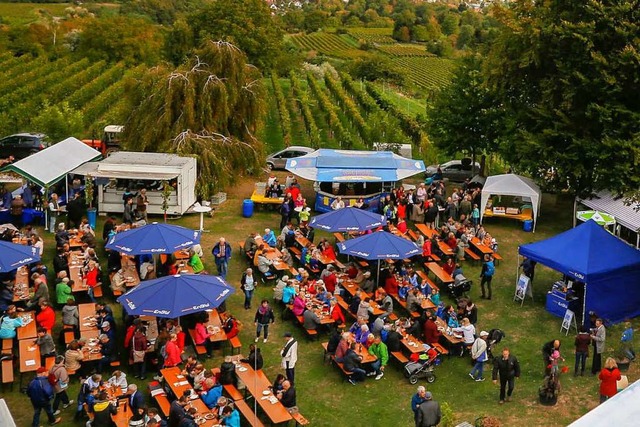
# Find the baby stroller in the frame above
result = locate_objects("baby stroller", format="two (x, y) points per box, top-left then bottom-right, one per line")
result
(447, 274), (472, 298)
(486, 328), (506, 361)
(404, 348), (439, 385)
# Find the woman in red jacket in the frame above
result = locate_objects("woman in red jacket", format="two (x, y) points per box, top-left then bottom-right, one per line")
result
(163, 334), (182, 368)
(36, 300), (55, 334)
(193, 319), (213, 358)
(83, 260), (101, 303)
(329, 298), (345, 325)
(599, 357), (622, 403)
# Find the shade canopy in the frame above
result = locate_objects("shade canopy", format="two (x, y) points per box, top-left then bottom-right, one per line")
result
(480, 174), (541, 231)
(568, 379), (640, 427)
(0, 240), (40, 273)
(338, 231), (420, 260)
(106, 223), (201, 255)
(577, 190), (640, 243)
(519, 220), (640, 324)
(309, 207), (386, 232)
(576, 210), (616, 226)
(1, 137), (101, 187)
(286, 149), (425, 182)
(72, 151), (193, 181)
(117, 274), (234, 318)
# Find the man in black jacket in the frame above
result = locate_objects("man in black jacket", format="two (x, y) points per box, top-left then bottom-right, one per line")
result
(492, 347), (521, 403)
(415, 391), (441, 427)
(168, 395), (188, 427)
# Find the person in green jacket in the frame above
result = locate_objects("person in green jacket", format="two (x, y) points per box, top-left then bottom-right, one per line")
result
(368, 334), (389, 380)
(188, 249), (205, 274)
(55, 278), (74, 307)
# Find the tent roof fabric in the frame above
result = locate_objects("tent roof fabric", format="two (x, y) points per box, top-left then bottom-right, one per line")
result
(482, 173), (541, 198)
(568, 379), (640, 426)
(0, 137), (101, 187)
(578, 191), (640, 232)
(519, 220), (640, 283)
(72, 151), (194, 180)
(285, 149), (425, 182)
(480, 173), (542, 231)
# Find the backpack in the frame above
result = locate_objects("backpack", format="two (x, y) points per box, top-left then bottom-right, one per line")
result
(160, 344), (168, 360)
(485, 261), (495, 277)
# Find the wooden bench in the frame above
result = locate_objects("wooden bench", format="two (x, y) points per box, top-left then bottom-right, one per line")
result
(292, 412), (310, 426)
(92, 285), (103, 298)
(321, 342), (333, 365)
(391, 294), (420, 319)
(187, 329), (207, 356)
(333, 259), (346, 270)
(416, 270), (439, 292)
(2, 339), (12, 352)
(464, 248), (481, 263)
(295, 315), (318, 339)
(112, 289), (123, 297)
(289, 246), (302, 260)
(223, 383), (244, 402)
(408, 229), (419, 242)
(335, 295), (356, 319)
(333, 232), (345, 243)
(110, 360), (121, 367)
(334, 360), (353, 378)
(148, 381), (171, 417)
(388, 312), (398, 322)
(1, 358), (13, 390)
(432, 342), (449, 356)
(233, 397), (265, 427)
(492, 252), (502, 265)
(390, 351), (409, 364)
(228, 336), (242, 355)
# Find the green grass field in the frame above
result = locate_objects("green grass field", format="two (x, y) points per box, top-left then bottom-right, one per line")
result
(2, 174), (634, 427)
(371, 83), (428, 118)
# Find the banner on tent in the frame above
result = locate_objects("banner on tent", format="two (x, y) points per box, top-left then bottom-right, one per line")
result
(514, 274), (532, 306)
(561, 309), (578, 335)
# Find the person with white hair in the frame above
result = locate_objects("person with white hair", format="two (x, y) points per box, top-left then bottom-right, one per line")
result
(212, 237), (231, 279)
(273, 275), (288, 303)
(240, 268), (256, 310)
(411, 386), (428, 420)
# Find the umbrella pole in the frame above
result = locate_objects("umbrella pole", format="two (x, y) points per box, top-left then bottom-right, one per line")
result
(582, 284), (587, 327)
(377, 260), (380, 287)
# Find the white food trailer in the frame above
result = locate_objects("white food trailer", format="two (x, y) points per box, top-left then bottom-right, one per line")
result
(71, 152), (197, 216)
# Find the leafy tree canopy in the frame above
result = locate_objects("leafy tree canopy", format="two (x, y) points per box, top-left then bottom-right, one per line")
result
(122, 41), (265, 197)
(189, 0), (284, 71)
(486, 0), (640, 196)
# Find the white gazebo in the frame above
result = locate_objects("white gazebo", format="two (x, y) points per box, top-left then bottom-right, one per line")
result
(480, 174), (542, 232)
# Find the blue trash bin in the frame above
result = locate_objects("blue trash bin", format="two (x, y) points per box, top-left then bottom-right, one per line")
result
(523, 219), (533, 232)
(87, 208), (97, 230)
(242, 199), (254, 218)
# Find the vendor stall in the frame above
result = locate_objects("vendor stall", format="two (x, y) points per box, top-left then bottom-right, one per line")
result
(576, 191), (640, 248)
(480, 174), (541, 232)
(71, 152), (197, 216)
(285, 149), (425, 213)
(518, 220), (640, 325)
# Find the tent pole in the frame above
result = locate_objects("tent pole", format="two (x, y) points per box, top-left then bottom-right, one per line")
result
(572, 197), (577, 228)
(65, 175), (69, 206)
(636, 233), (639, 249)
(581, 284), (587, 327)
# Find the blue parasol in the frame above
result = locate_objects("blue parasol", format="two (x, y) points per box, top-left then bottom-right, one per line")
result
(309, 207), (386, 232)
(117, 274), (235, 318)
(337, 230), (420, 260)
(106, 222), (201, 255)
(0, 240), (40, 273)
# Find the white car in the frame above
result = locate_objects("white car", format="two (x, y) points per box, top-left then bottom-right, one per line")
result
(425, 159), (481, 182)
(266, 146), (315, 170)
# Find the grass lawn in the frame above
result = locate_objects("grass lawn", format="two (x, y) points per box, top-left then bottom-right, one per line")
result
(0, 2), (71, 26)
(371, 82), (427, 118)
(2, 173), (636, 427)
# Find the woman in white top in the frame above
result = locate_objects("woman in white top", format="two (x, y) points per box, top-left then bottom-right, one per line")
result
(452, 317), (476, 356)
(32, 234), (44, 256)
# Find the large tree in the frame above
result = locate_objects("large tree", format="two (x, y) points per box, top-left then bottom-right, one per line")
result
(427, 54), (507, 172)
(189, 0), (284, 71)
(485, 0), (640, 196)
(122, 41), (265, 197)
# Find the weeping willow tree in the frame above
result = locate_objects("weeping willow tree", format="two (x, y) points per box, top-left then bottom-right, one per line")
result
(122, 40), (266, 198)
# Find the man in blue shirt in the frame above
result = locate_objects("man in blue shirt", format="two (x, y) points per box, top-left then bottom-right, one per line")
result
(411, 386), (428, 423)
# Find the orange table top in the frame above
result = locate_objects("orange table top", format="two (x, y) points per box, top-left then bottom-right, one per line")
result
(160, 367), (218, 427)
(16, 311), (37, 340)
(19, 338), (41, 372)
(233, 361), (293, 424)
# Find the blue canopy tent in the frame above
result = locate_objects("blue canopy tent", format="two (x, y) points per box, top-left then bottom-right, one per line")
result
(286, 149), (425, 213)
(519, 220), (640, 324)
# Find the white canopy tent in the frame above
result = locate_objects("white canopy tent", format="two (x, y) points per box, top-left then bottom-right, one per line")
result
(480, 174), (542, 232)
(576, 190), (640, 248)
(1, 137), (101, 188)
(568, 379), (640, 426)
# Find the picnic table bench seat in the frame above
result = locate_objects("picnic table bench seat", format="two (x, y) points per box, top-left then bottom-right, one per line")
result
(492, 252), (503, 264)
(1, 358), (13, 390)
(292, 412), (310, 426)
(321, 342), (353, 379)
(390, 351), (409, 364)
(464, 248), (481, 263)
(294, 314), (318, 339)
(234, 397), (266, 427)
(148, 381), (171, 417)
(335, 295), (356, 319)
(223, 383), (244, 402)
(225, 336), (242, 356)
(391, 294), (420, 319)
(333, 232), (345, 243)
(187, 329), (207, 356)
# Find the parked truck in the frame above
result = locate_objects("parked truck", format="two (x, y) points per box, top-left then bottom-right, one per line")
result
(82, 125), (123, 157)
